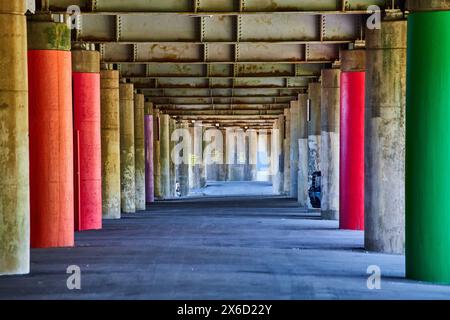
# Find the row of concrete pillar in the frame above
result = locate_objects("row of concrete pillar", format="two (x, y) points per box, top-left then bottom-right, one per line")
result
(2, 1), (450, 284)
(272, 21), (406, 248)
(0, 12), (151, 275)
(271, 7), (450, 284)
(154, 121), (273, 199)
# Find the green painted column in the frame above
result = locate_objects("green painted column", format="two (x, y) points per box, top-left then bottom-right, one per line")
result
(406, 2), (450, 283)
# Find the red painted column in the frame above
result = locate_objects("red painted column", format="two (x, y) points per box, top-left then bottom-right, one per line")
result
(28, 19), (74, 248)
(72, 48), (102, 231)
(339, 50), (366, 231)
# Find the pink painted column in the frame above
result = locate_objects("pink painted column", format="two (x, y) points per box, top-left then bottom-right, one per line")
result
(145, 108), (155, 203)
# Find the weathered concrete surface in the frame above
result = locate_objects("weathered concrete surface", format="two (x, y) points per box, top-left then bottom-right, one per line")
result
(100, 70), (121, 219)
(72, 49), (100, 73)
(189, 126), (195, 188)
(153, 109), (161, 199)
(159, 114), (171, 199)
(283, 109), (291, 195)
(3, 184), (450, 299)
(297, 94), (309, 208)
(226, 128), (245, 181)
(272, 115), (285, 194)
(169, 118), (177, 197)
(321, 69), (341, 221)
(0, 1), (30, 276)
(266, 131), (272, 182)
(134, 93), (146, 211)
(205, 128), (224, 182)
(173, 120), (192, 197)
(289, 101), (300, 199)
(407, 0), (450, 11)
(175, 121), (191, 197)
(256, 130), (271, 182)
(271, 120), (280, 192)
(308, 83), (322, 209)
(193, 123), (205, 188)
(246, 129), (258, 181)
(365, 20), (407, 254)
(119, 83), (136, 213)
(218, 128), (228, 181)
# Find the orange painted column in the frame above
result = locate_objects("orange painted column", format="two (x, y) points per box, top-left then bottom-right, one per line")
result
(28, 18), (74, 248)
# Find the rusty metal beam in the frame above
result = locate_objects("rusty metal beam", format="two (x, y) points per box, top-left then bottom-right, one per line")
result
(161, 110), (284, 117)
(47, 0), (388, 13)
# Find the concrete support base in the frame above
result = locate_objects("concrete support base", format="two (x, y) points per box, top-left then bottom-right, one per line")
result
(119, 83), (136, 213)
(159, 114), (171, 199)
(0, 1), (30, 275)
(298, 139), (309, 208)
(365, 20), (406, 254)
(134, 93), (146, 211)
(100, 70), (121, 219)
(321, 69), (340, 221)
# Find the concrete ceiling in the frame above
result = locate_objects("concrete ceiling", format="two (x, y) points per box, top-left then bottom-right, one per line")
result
(41, 0), (395, 128)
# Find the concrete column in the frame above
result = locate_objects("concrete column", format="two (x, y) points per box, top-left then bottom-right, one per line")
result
(271, 120), (279, 189)
(205, 127), (224, 181)
(340, 49), (366, 230)
(283, 109), (291, 194)
(244, 133), (250, 181)
(320, 69), (340, 221)
(144, 101), (154, 203)
(72, 48), (102, 231)
(153, 109), (161, 199)
(267, 131), (272, 182)
(289, 101), (301, 199)
(169, 117), (177, 196)
(133, 93), (145, 211)
(193, 122), (204, 189)
(100, 69), (121, 219)
(189, 125), (195, 188)
(226, 127), (245, 181)
(218, 128), (228, 181)
(176, 121), (191, 197)
(365, 20), (407, 254)
(272, 115), (285, 194)
(0, 1), (29, 275)
(308, 83), (322, 209)
(246, 129), (258, 181)
(225, 128), (234, 181)
(119, 83), (136, 213)
(297, 94), (309, 208)
(406, 1), (450, 283)
(28, 18), (74, 248)
(257, 130), (270, 182)
(160, 114), (171, 198)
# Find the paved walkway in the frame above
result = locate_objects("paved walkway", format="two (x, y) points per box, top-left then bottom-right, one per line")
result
(1, 182), (450, 299)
